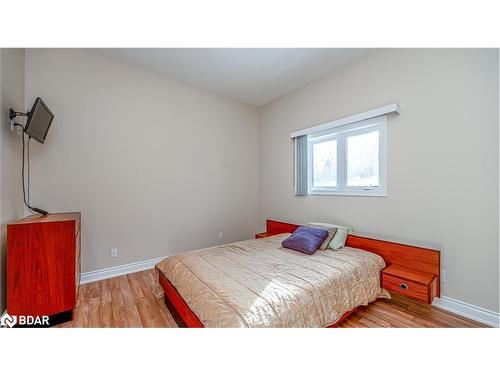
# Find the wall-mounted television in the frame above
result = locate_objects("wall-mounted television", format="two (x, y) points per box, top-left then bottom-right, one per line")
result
(24, 97), (55, 144)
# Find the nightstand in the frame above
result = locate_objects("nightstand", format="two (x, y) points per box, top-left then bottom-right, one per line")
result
(381, 264), (438, 304)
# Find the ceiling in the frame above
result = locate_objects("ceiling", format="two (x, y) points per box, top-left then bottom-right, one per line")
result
(94, 49), (370, 106)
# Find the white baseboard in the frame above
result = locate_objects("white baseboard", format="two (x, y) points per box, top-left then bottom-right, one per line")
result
(80, 256), (166, 285)
(433, 296), (499, 328)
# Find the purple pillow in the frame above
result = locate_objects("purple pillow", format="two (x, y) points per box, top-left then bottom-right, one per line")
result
(281, 226), (329, 255)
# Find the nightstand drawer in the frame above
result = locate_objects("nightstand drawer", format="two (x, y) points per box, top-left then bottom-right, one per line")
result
(382, 273), (429, 302)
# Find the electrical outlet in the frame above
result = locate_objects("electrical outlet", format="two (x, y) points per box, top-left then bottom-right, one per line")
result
(441, 269), (446, 283)
(111, 248), (118, 258)
(218, 232), (223, 240)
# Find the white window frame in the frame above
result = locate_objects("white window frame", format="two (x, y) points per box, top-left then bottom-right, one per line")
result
(307, 115), (387, 197)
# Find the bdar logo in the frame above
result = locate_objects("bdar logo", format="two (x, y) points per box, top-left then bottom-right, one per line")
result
(0, 311), (17, 328)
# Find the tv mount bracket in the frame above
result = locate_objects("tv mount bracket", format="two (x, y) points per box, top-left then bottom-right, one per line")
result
(9, 108), (29, 134)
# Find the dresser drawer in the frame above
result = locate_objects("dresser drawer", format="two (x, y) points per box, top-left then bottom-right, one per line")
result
(381, 273), (430, 303)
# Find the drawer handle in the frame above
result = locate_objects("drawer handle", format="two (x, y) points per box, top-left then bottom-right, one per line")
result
(400, 283), (408, 290)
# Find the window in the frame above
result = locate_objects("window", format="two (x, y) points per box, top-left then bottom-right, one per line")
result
(292, 103), (398, 197)
(307, 115), (386, 196)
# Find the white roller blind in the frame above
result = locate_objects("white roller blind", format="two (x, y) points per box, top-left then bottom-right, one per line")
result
(290, 103), (400, 139)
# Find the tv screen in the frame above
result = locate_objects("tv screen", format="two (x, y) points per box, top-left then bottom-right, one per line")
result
(25, 97), (54, 144)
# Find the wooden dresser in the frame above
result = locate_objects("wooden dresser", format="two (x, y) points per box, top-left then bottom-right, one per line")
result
(7, 212), (81, 325)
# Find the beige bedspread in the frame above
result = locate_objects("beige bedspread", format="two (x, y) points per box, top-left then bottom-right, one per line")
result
(155, 233), (389, 328)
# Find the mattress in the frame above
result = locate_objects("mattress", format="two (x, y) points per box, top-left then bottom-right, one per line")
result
(155, 233), (389, 327)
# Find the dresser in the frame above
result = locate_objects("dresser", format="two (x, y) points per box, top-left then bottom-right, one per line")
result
(7, 212), (81, 325)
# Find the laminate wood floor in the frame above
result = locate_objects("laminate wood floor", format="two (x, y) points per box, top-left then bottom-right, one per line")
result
(57, 269), (488, 328)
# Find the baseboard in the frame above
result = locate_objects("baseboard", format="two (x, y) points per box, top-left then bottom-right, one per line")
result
(80, 256), (166, 285)
(433, 296), (499, 328)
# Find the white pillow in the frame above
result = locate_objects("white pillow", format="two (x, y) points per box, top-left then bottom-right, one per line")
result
(307, 224), (337, 250)
(308, 222), (353, 250)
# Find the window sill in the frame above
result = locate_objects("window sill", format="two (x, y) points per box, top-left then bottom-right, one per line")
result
(308, 190), (387, 197)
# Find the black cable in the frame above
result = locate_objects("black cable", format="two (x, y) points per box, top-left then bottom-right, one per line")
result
(27, 136), (31, 208)
(15, 123), (38, 214)
(19, 124), (29, 209)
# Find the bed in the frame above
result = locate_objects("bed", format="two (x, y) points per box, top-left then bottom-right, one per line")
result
(155, 233), (390, 328)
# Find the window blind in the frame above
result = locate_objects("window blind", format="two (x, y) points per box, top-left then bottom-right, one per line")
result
(290, 103), (400, 139)
(294, 135), (308, 196)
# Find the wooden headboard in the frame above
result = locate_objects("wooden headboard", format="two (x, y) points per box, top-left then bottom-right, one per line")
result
(265, 219), (440, 296)
(266, 219), (300, 235)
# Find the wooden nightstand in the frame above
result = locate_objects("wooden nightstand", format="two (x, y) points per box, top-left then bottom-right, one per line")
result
(381, 264), (438, 304)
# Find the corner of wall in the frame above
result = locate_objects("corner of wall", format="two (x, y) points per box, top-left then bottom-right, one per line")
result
(0, 48), (26, 312)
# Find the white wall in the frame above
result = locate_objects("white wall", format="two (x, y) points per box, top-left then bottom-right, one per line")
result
(24, 49), (260, 273)
(258, 49), (499, 312)
(0, 49), (26, 312)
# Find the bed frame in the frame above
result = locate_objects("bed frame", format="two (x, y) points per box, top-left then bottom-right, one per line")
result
(158, 219), (440, 328)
